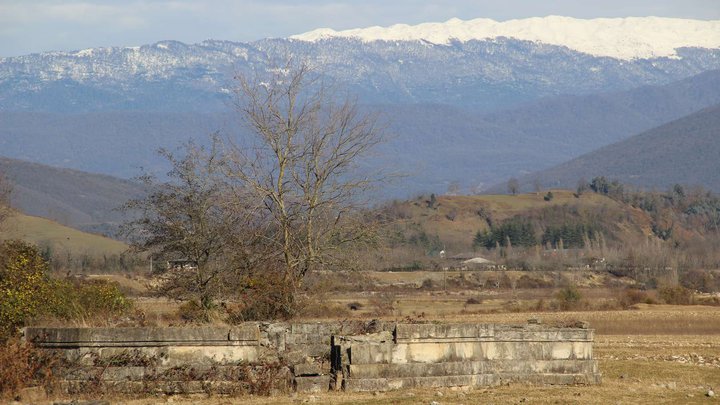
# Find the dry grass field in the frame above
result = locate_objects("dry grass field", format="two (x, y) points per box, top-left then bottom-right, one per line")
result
(37, 264), (720, 404)
(16, 211), (714, 405)
(2, 212), (128, 257)
(32, 263), (720, 404)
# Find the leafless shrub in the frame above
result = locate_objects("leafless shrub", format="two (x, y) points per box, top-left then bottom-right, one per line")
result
(0, 339), (57, 399)
(617, 288), (656, 308)
(369, 293), (396, 316)
(680, 269), (718, 293)
(658, 285), (694, 305)
(420, 278), (436, 290)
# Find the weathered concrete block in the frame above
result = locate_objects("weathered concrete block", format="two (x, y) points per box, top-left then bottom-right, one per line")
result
(333, 323), (600, 392)
(166, 345), (259, 365)
(295, 375), (330, 393)
(349, 342), (394, 364)
(493, 328), (592, 342)
(228, 326), (261, 342)
(392, 341), (485, 363)
(346, 359), (598, 379)
(294, 363), (330, 376)
(286, 343), (329, 358)
(290, 323), (341, 335)
(61, 364), (296, 382)
(26, 326), (260, 348)
(31, 321), (600, 395)
(344, 374), (497, 391)
(334, 331), (394, 345)
(395, 324), (494, 342)
(348, 361), (485, 378)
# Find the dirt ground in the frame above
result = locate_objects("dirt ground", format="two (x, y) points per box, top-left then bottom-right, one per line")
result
(62, 305), (718, 405)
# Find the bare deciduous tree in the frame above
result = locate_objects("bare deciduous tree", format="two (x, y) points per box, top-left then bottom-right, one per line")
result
(225, 61), (383, 287)
(533, 178), (542, 194)
(123, 142), (242, 313)
(507, 177), (519, 196)
(123, 61), (385, 320)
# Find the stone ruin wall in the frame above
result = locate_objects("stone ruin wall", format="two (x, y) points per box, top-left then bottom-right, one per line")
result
(24, 320), (600, 395)
(333, 323), (600, 391)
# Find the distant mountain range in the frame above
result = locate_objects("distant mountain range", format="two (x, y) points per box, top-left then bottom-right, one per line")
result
(292, 16), (720, 60)
(492, 103), (720, 193)
(385, 69), (720, 192)
(1, 16), (720, 197)
(2, 17), (719, 113)
(2, 69), (719, 195)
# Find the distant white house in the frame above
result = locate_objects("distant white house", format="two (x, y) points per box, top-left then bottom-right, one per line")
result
(166, 259), (198, 271)
(462, 257), (494, 266)
(446, 253), (495, 269)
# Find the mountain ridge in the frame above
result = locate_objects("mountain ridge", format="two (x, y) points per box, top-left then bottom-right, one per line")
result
(2, 18), (720, 197)
(291, 16), (720, 60)
(2, 34), (720, 113)
(0, 156), (146, 233)
(489, 103), (720, 193)
(1, 69), (719, 197)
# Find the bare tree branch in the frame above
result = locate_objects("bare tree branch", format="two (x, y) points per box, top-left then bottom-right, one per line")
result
(224, 59), (384, 283)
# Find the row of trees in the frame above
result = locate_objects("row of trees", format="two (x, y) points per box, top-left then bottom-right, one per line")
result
(123, 62), (384, 319)
(581, 176), (720, 241)
(474, 220), (601, 250)
(474, 218), (536, 248)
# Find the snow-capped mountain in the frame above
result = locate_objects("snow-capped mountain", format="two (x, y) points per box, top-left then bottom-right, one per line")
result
(2, 17), (720, 195)
(1, 17), (720, 113)
(292, 16), (720, 60)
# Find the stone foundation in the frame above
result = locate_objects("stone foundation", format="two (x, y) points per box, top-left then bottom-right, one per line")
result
(24, 320), (600, 395)
(332, 323), (600, 391)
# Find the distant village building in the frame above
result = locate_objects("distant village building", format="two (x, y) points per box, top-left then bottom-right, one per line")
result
(166, 259), (198, 271)
(446, 253), (496, 270)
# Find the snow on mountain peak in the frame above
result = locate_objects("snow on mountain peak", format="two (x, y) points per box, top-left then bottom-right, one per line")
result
(290, 16), (720, 60)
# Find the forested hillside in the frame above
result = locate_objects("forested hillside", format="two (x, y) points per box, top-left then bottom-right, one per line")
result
(0, 157), (145, 234)
(499, 103), (720, 193)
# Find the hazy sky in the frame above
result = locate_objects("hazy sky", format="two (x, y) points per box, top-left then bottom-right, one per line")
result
(1, 0), (718, 57)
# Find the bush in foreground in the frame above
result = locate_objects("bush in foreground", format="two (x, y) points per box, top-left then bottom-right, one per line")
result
(0, 240), (55, 340)
(51, 278), (132, 322)
(0, 338), (57, 399)
(0, 240), (132, 340)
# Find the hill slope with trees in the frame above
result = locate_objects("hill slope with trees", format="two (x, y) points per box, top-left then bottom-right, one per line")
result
(0, 157), (145, 234)
(497, 103), (720, 193)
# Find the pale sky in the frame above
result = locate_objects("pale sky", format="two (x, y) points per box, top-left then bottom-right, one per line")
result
(1, 0), (719, 57)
